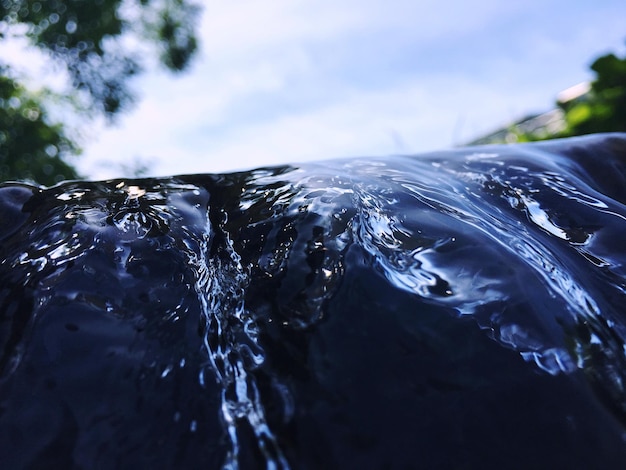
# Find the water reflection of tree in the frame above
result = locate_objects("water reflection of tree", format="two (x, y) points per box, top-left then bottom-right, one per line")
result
(0, 0), (200, 185)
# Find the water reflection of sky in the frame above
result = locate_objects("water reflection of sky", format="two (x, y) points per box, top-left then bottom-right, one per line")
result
(2, 0), (626, 179)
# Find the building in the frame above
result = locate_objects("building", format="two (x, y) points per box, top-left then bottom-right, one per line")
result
(466, 82), (591, 145)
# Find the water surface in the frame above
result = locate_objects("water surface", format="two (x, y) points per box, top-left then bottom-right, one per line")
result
(2, 134), (626, 468)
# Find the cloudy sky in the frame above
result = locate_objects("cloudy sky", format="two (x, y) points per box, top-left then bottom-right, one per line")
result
(11, 0), (626, 179)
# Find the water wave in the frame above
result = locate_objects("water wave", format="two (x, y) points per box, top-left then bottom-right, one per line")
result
(2, 134), (626, 468)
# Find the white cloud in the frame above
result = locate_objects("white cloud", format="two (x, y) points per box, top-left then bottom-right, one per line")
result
(61, 0), (626, 179)
(80, 71), (559, 179)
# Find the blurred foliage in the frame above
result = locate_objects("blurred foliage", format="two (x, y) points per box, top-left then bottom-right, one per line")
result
(559, 52), (626, 136)
(0, 0), (200, 185)
(512, 41), (626, 142)
(0, 66), (78, 184)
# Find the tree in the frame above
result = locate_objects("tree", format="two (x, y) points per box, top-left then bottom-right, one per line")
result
(508, 41), (626, 143)
(0, 0), (200, 185)
(559, 50), (626, 136)
(0, 66), (78, 183)
(470, 41), (626, 146)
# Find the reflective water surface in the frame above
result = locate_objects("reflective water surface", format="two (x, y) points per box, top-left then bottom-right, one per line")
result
(2, 134), (626, 468)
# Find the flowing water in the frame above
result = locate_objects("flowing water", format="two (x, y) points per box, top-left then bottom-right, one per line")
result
(2, 134), (626, 468)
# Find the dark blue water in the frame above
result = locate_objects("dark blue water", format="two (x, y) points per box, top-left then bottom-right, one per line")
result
(2, 134), (626, 468)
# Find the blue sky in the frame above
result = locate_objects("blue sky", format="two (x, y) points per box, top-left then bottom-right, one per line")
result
(8, 0), (626, 179)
